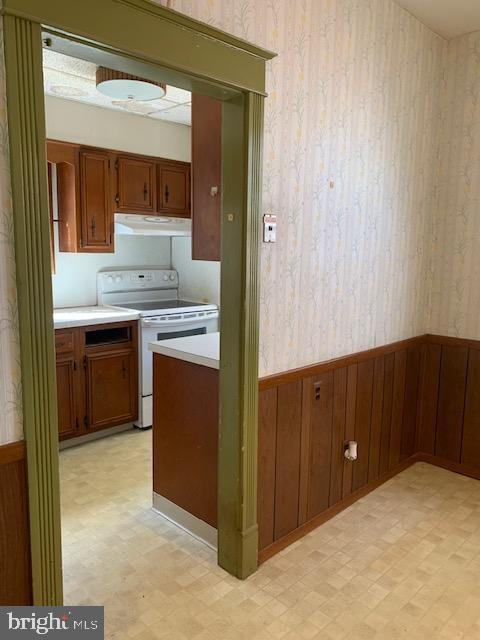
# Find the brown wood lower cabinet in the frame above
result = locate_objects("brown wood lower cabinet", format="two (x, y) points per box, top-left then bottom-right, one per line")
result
(152, 353), (219, 527)
(86, 350), (137, 432)
(56, 356), (78, 440)
(54, 321), (138, 441)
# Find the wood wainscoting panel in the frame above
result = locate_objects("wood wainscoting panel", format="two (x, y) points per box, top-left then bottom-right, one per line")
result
(368, 357), (385, 482)
(416, 343), (441, 454)
(462, 349), (480, 467)
(388, 350), (407, 468)
(401, 346), (421, 460)
(379, 352), (395, 476)
(435, 345), (468, 462)
(273, 381), (303, 540)
(342, 364), (357, 499)
(330, 368), (347, 505)
(257, 387), (277, 550)
(0, 441), (32, 605)
(352, 360), (374, 492)
(305, 371), (334, 521)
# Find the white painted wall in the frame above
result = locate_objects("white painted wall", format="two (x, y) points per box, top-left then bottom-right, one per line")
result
(52, 230), (171, 308)
(45, 95), (191, 161)
(172, 237), (220, 306)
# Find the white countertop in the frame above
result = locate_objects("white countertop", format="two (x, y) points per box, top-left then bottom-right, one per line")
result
(149, 332), (219, 369)
(54, 306), (140, 329)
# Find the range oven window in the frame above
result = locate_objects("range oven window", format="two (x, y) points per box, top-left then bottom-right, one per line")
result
(156, 327), (207, 341)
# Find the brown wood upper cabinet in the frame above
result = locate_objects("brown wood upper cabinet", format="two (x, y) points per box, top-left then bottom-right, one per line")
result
(79, 149), (115, 252)
(191, 94), (222, 262)
(158, 162), (190, 217)
(116, 155), (156, 214)
(47, 139), (192, 254)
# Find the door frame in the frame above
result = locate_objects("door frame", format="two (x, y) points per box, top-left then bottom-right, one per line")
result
(0, 0), (275, 604)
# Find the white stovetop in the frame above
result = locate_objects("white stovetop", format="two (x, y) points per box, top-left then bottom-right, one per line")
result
(54, 306), (140, 329)
(148, 332), (219, 369)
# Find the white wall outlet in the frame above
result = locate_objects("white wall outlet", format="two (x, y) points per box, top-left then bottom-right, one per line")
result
(263, 214), (277, 243)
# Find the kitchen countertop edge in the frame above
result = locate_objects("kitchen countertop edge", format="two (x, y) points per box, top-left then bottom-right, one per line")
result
(54, 306), (140, 330)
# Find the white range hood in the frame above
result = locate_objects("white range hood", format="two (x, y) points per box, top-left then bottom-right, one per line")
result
(114, 213), (191, 237)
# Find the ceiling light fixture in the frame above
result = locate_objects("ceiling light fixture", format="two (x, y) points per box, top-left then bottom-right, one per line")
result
(96, 67), (166, 101)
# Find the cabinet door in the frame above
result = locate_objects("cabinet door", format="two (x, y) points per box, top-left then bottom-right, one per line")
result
(117, 156), (156, 213)
(191, 94), (222, 261)
(56, 356), (78, 441)
(86, 350), (137, 431)
(79, 149), (114, 252)
(158, 162), (190, 217)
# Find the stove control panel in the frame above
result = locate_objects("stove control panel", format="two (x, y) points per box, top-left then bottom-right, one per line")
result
(98, 269), (179, 294)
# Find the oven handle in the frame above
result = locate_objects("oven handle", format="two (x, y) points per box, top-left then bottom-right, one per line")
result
(142, 313), (218, 328)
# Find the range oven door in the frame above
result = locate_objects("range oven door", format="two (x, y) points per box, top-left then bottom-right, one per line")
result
(140, 313), (219, 398)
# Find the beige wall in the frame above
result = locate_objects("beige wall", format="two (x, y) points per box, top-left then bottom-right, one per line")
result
(426, 31), (480, 339)
(166, 0), (444, 375)
(1, 1), (480, 444)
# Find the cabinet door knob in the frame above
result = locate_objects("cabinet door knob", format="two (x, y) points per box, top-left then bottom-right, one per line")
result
(143, 183), (148, 201)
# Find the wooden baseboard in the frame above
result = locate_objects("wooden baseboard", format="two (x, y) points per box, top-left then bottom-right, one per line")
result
(413, 452), (480, 481)
(259, 456), (416, 563)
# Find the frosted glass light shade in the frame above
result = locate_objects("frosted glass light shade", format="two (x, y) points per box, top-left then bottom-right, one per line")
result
(96, 67), (166, 101)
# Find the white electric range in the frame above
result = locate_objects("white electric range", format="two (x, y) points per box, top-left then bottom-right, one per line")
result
(97, 269), (219, 428)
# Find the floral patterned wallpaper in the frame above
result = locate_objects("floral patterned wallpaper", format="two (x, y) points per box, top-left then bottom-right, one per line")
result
(164, 0), (444, 375)
(0, 1), (477, 444)
(426, 31), (480, 339)
(0, 18), (23, 445)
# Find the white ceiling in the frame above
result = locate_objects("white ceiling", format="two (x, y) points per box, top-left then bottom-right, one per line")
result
(42, 50), (191, 126)
(395, 0), (480, 39)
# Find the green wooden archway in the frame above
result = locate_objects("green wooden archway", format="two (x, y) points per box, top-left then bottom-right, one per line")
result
(0, 0), (275, 604)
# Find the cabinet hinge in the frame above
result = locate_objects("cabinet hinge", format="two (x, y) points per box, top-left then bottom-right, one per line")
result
(73, 360), (77, 371)
(83, 355), (87, 369)
(115, 159), (119, 171)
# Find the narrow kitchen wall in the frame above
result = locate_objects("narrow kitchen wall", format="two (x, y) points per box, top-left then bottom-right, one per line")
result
(46, 96), (187, 309)
(426, 30), (480, 339)
(171, 237), (220, 306)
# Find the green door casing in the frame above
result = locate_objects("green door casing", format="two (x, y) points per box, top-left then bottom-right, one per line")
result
(0, 0), (275, 604)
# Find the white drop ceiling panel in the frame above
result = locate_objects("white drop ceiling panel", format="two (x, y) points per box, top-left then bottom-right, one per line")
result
(43, 49), (191, 126)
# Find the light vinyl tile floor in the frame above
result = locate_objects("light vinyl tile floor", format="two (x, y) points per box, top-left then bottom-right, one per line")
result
(60, 429), (480, 640)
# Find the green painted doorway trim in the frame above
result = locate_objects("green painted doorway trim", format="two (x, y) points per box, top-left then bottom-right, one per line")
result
(1, 0), (275, 604)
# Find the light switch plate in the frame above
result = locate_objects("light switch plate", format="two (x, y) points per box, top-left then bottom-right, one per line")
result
(263, 214), (277, 243)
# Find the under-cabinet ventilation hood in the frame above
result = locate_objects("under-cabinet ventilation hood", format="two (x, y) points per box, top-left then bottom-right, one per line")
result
(114, 213), (191, 237)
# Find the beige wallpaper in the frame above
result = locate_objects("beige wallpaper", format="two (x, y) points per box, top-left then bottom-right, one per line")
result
(426, 31), (480, 339)
(0, 19), (23, 445)
(0, 1), (477, 444)
(164, 0), (444, 375)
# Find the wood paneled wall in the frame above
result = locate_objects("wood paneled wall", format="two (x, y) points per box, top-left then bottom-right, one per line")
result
(417, 336), (480, 466)
(258, 338), (423, 556)
(0, 441), (32, 605)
